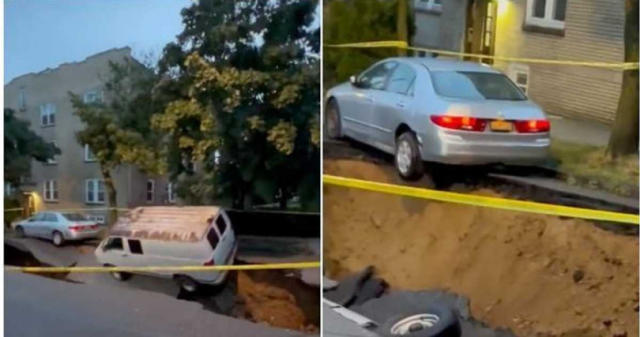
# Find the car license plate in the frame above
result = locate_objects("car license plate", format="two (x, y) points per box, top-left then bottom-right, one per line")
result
(490, 120), (512, 132)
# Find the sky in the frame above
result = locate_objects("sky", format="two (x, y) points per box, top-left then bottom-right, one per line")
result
(4, 0), (192, 83)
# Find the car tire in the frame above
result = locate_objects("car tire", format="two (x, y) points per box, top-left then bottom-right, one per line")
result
(378, 305), (461, 337)
(395, 132), (424, 181)
(52, 231), (65, 247)
(325, 99), (343, 139)
(105, 264), (132, 281)
(175, 275), (199, 293)
(15, 226), (25, 238)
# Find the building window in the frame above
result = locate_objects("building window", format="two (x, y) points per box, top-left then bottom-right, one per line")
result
(84, 144), (97, 162)
(46, 141), (58, 165)
(40, 103), (56, 126)
(86, 179), (105, 204)
(525, 0), (566, 30)
(146, 180), (155, 203)
(166, 182), (176, 203)
(18, 89), (26, 111)
(83, 89), (103, 104)
(5, 183), (14, 197)
(508, 64), (530, 94)
(414, 0), (442, 13)
(43, 180), (58, 201)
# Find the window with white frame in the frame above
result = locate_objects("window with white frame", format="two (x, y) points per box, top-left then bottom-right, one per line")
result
(44, 180), (58, 201)
(146, 180), (155, 203)
(40, 103), (56, 126)
(525, 0), (567, 30)
(166, 182), (176, 203)
(83, 89), (103, 104)
(84, 144), (97, 162)
(18, 89), (26, 110)
(508, 64), (530, 94)
(86, 179), (105, 204)
(5, 182), (14, 196)
(47, 141), (58, 164)
(414, 0), (442, 12)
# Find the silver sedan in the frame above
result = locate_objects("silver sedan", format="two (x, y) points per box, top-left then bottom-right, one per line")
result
(325, 57), (550, 180)
(12, 212), (103, 246)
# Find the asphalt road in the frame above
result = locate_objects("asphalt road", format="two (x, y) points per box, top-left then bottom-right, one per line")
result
(5, 272), (308, 337)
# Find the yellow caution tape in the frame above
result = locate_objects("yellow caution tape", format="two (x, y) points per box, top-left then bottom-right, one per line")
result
(323, 174), (639, 225)
(325, 40), (639, 70)
(5, 261), (320, 273)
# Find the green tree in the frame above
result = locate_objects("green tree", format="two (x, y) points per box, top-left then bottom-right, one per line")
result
(607, 0), (639, 157)
(70, 59), (166, 226)
(153, 0), (320, 211)
(323, 0), (414, 87)
(4, 108), (60, 185)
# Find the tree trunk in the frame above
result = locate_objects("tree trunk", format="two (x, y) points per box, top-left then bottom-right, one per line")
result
(607, 0), (639, 157)
(102, 168), (118, 230)
(397, 0), (408, 56)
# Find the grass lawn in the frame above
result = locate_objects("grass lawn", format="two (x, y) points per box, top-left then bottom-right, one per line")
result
(549, 140), (639, 197)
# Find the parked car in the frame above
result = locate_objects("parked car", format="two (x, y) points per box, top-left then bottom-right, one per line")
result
(325, 57), (550, 180)
(95, 206), (237, 292)
(12, 212), (103, 246)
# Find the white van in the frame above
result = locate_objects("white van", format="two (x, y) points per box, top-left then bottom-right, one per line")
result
(95, 206), (237, 292)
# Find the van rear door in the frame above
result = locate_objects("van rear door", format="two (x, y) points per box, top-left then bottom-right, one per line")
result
(207, 211), (235, 266)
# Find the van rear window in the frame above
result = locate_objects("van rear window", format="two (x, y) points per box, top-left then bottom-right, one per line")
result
(216, 215), (227, 234)
(206, 228), (219, 249)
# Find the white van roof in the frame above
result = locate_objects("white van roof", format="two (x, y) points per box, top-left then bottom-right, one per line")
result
(110, 206), (221, 242)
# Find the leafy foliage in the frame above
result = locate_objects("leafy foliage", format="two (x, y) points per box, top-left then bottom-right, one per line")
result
(154, 0), (320, 210)
(323, 0), (414, 87)
(4, 108), (60, 185)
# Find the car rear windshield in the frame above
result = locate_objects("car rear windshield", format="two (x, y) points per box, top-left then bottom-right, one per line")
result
(431, 71), (526, 101)
(62, 213), (88, 221)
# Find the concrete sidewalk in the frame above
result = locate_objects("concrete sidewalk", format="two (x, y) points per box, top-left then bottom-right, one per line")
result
(548, 114), (611, 147)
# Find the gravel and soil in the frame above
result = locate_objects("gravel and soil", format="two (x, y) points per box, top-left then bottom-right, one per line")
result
(324, 159), (639, 337)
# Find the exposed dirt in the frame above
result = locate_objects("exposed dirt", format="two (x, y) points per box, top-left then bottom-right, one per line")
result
(324, 159), (639, 337)
(234, 270), (320, 333)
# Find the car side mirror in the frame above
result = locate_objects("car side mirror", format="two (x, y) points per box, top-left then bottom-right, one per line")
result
(349, 75), (359, 87)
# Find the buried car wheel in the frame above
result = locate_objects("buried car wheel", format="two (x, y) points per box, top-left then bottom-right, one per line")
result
(175, 275), (199, 293)
(395, 132), (424, 181)
(105, 264), (132, 281)
(379, 306), (461, 337)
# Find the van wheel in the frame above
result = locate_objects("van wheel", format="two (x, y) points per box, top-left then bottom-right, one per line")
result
(52, 231), (65, 247)
(379, 305), (460, 337)
(105, 264), (131, 281)
(175, 275), (199, 293)
(15, 226), (25, 238)
(395, 132), (424, 181)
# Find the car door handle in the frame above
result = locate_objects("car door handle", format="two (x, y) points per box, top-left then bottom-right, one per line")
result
(396, 102), (407, 109)
(364, 96), (374, 103)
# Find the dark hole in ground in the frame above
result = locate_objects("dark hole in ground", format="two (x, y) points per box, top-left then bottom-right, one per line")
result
(4, 242), (81, 283)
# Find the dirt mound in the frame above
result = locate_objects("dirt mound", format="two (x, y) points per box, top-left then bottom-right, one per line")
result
(235, 270), (319, 333)
(324, 159), (639, 337)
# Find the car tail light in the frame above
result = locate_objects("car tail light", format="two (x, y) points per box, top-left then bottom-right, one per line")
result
(203, 257), (215, 266)
(430, 115), (486, 132)
(514, 119), (550, 133)
(69, 225), (83, 231)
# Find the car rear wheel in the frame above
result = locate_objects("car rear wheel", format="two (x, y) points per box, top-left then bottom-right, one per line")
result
(326, 100), (342, 139)
(175, 275), (199, 293)
(52, 231), (65, 247)
(395, 132), (424, 180)
(15, 226), (25, 238)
